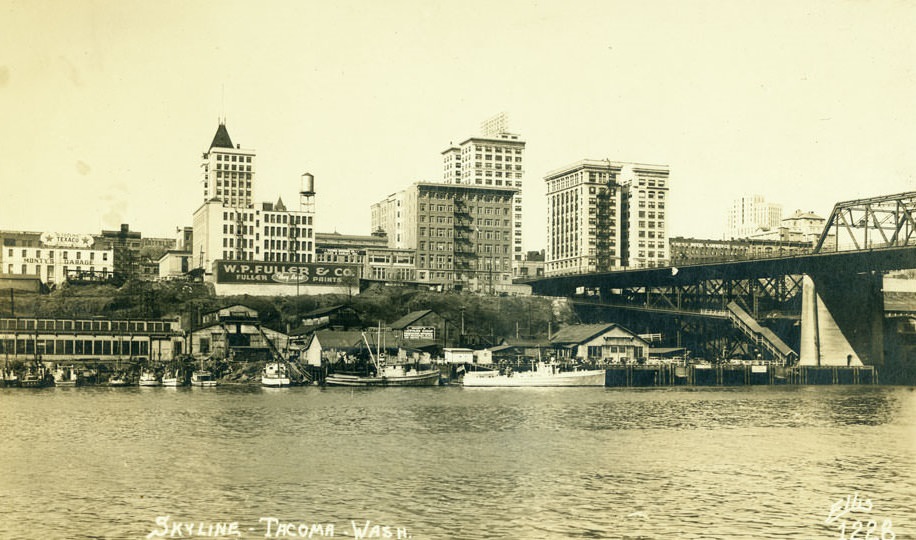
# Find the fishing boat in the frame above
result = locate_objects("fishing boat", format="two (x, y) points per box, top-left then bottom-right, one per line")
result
(461, 361), (606, 387)
(52, 365), (80, 387)
(108, 372), (130, 386)
(191, 357), (218, 387)
(325, 364), (441, 387)
(325, 330), (439, 387)
(161, 367), (183, 387)
(261, 360), (292, 387)
(20, 363), (50, 388)
(138, 367), (161, 387)
(1, 365), (20, 387)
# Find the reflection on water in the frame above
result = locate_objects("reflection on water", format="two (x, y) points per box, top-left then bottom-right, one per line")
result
(0, 385), (914, 539)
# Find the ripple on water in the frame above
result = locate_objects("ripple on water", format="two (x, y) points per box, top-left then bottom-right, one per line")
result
(0, 385), (914, 539)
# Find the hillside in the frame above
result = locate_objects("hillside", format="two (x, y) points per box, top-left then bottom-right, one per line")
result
(0, 280), (576, 343)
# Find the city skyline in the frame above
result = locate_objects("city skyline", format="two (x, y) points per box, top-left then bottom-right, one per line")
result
(2, 2), (915, 250)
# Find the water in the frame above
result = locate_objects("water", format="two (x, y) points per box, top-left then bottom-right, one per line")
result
(1, 385), (914, 539)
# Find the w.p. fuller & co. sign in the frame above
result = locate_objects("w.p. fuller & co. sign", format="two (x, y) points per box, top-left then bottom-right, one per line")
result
(215, 261), (358, 286)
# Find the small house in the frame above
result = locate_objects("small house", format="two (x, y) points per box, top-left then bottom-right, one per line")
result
(549, 323), (649, 364)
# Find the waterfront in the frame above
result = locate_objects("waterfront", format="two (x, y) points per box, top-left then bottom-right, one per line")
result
(0, 385), (914, 539)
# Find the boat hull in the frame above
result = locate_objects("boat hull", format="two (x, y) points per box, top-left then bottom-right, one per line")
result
(161, 378), (182, 387)
(462, 369), (606, 387)
(325, 370), (440, 387)
(261, 377), (291, 387)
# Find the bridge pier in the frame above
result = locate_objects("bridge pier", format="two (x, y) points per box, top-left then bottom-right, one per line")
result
(799, 272), (884, 367)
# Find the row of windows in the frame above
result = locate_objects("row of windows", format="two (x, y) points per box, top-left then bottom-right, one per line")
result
(215, 154), (252, 163)
(0, 338), (151, 357)
(7, 249), (109, 261)
(220, 212), (313, 226)
(219, 251), (314, 263)
(214, 163), (252, 171)
(0, 318), (174, 332)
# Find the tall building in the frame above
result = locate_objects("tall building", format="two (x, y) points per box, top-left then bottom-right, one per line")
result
(726, 195), (782, 239)
(545, 160), (670, 277)
(441, 113), (525, 270)
(371, 182), (517, 292)
(192, 123), (316, 273)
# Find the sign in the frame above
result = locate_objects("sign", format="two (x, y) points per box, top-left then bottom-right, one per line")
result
(403, 326), (436, 340)
(214, 261), (359, 286)
(40, 232), (94, 249)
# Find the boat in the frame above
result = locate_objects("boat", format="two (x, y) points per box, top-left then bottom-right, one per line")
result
(261, 360), (292, 387)
(1, 366), (20, 387)
(191, 357), (218, 387)
(108, 355), (131, 386)
(52, 365), (80, 387)
(138, 367), (161, 387)
(20, 363), (50, 388)
(161, 368), (183, 387)
(108, 373), (130, 387)
(325, 364), (441, 387)
(325, 330), (440, 387)
(461, 361), (606, 387)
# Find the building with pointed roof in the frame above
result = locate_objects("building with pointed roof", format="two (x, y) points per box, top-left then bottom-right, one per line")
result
(191, 123), (334, 296)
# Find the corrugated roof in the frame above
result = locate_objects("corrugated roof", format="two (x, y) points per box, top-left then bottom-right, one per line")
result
(302, 305), (345, 318)
(550, 323), (642, 344)
(389, 310), (435, 330)
(312, 330), (366, 349)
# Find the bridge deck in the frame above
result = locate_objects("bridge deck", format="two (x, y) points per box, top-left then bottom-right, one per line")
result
(529, 245), (916, 295)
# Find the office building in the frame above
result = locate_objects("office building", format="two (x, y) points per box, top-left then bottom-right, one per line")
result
(544, 160), (669, 276)
(192, 122), (316, 271)
(371, 182), (517, 292)
(727, 195), (783, 239)
(441, 113), (526, 270)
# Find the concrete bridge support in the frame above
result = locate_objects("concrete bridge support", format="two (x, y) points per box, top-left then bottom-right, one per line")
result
(799, 272), (884, 367)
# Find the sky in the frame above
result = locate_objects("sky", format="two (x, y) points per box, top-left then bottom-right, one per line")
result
(2, 0), (915, 250)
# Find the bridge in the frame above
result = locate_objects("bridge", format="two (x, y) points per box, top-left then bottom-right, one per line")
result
(528, 192), (916, 370)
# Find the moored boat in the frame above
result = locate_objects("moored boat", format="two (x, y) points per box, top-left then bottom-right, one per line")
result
(53, 365), (80, 387)
(325, 364), (441, 387)
(191, 369), (217, 387)
(138, 368), (161, 387)
(324, 329), (439, 387)
(261, 360), (292, 387)
(462, 362), (605, 387)
(20, 364), (50, 388)
(190, 355), (218, 387)
(162, 368), (184, 387)
(108, 373), (130, 387)
(2, 367), (20, 388)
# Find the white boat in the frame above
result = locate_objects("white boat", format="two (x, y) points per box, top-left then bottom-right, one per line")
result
(1, 368), (19, 388)
(462, 362), (606, 387)
(191, 356), (218, 387)
(191, 370), (217, 387)
(261, 361), (291, 387)
(108, 373), (130, 387)
(162, 369), (183, 387)
(138, 368), (161, 387)
(53, 365), (80, 387)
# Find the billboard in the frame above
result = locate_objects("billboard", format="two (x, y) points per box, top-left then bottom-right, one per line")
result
(403, 326), (436, 340)
(214, 261), (359, 286)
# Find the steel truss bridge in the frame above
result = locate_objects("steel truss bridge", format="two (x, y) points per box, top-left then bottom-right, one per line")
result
(528, 192), (916, 364)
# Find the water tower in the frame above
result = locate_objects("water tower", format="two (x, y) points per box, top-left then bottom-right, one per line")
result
(300, 172), (316, 214)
